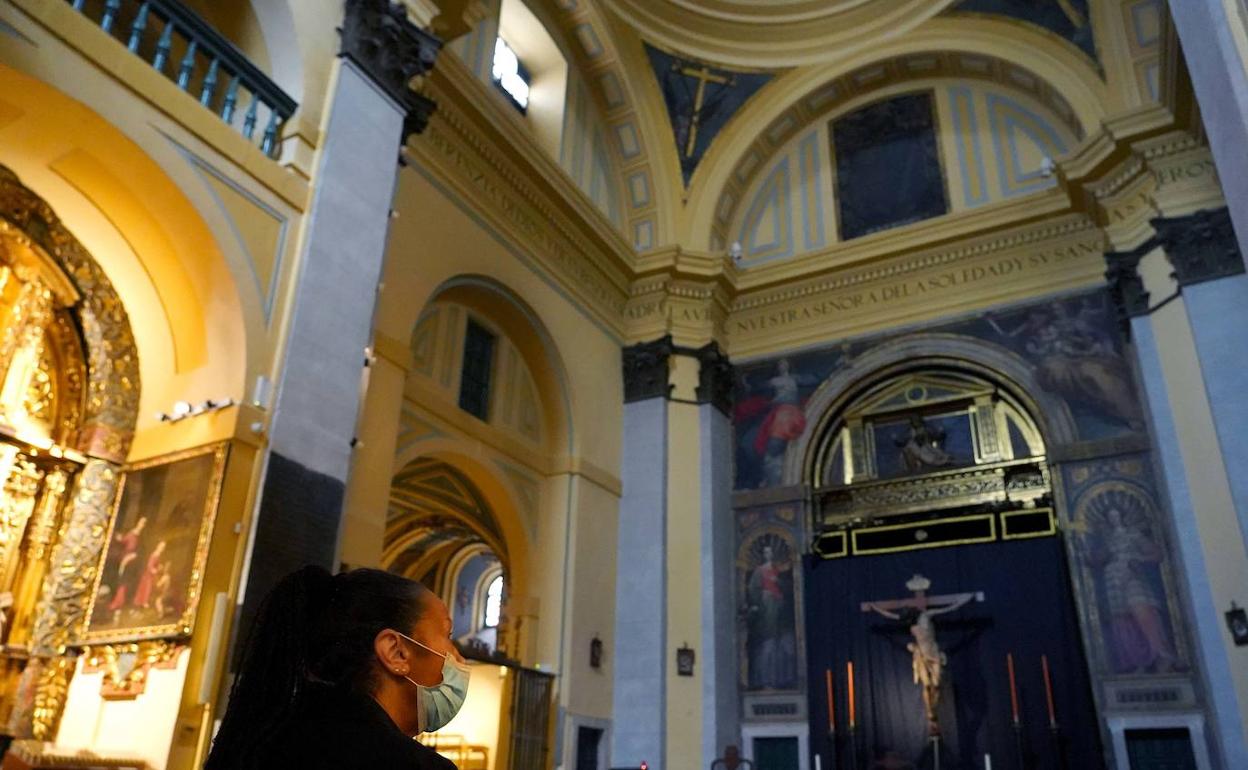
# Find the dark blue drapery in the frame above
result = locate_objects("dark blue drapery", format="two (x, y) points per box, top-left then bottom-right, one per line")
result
(804, 537), (1103, 770)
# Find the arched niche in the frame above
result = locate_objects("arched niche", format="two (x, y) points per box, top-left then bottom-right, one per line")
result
(0, 64), (253, 459)
(0, 166), (139, 462)
(783, 333), (1080, 488)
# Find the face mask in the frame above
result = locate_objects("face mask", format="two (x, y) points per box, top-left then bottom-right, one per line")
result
(395, 631), (471, 733)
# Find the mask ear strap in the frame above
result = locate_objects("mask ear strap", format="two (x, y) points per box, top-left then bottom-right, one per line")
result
(396, 630), (446, 659)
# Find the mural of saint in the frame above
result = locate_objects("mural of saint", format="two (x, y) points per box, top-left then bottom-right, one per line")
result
(736, 359), (821, 487)
(1083, 492), (1181, 674)
(984, 297), (1144, 432)
(743, 534), (798, 690)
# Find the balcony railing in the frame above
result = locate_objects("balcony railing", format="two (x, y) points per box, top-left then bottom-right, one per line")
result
(67, 0), (297, 158)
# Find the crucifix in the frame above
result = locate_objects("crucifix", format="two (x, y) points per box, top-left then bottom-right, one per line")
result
(860, 574), (984, 736)
(674, 63), (733, 159)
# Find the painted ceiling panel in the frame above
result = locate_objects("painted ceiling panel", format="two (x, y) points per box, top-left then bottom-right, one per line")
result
(645, 44), (773, 185)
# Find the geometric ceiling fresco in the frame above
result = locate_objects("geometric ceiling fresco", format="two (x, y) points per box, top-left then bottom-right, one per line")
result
(645, 44), (774, 186)
(949, 0), (1097, 59)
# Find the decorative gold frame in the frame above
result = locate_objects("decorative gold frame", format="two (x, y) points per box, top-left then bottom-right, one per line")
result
(850, 512), (997, 556)
(79, 442), (228, 644)
(81, 640), (183, 700)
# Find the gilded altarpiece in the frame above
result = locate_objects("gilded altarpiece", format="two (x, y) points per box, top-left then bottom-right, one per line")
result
(0, 166), (140, 740)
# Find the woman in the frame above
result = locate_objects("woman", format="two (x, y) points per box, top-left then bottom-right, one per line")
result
(206, 566), (470, 769)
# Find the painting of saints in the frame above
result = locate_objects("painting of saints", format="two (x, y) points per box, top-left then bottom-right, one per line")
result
(85, 444), (226, 642)
(1083, 492), (1181, 674)
(743, 535), (798, 690)
(985, 297), (1143, 432)
(736, 359), (821, 487)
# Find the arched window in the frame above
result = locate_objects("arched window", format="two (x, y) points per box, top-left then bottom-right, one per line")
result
(482, 575), (504, 628)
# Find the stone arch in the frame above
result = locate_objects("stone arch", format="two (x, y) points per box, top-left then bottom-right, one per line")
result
(683, 16), (1109, 247)
(386, 439), (536, 658)
(0, 167), (140, 462)
(781, 332), (1079, 487)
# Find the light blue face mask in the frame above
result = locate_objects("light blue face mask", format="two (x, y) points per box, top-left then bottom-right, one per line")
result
(396, 631), (471, 733)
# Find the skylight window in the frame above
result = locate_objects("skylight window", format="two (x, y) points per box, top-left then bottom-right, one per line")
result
(492, 37), (531, 111)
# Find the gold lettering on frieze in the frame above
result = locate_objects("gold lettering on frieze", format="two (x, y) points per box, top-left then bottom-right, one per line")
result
(1154, 158), (1216, 189)
(733, 240), (1103, 336)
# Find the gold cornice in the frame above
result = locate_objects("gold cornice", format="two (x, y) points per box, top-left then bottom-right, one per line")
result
(732, 187), (1073, 293)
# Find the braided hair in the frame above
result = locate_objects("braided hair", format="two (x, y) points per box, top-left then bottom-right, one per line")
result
(205, 566), (433, 769)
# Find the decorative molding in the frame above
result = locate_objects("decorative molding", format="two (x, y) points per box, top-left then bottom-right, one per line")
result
(622, 335), (673, 403)
(81, 640), (183, 699)
(339, 0), (443, 139)
(1153, 208), (1244, 286)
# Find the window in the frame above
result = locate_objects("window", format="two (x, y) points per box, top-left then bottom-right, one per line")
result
(492, 37), (531, 111)
(458, 320), (496, 421)
(483, 575), (504, 628)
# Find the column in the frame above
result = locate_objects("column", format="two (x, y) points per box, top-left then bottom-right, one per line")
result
(1106, 209), (1248, 768)
(1170, 2), (1248, 257)
(237, 1), (440, 624)
(612, 338), (738, 770)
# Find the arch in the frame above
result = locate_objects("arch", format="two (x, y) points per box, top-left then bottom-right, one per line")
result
(0, 168), (139, 462)
(243, 0), (305, 104)
(413, 275), (574, 456)
(682, 16), (1109, 248)
(389, 439), (535, 606)
(0, 63), (256, 458)
(781, 333), (1079, 487)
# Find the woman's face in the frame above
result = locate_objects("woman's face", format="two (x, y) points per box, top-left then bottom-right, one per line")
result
(404, 593), (455, 687)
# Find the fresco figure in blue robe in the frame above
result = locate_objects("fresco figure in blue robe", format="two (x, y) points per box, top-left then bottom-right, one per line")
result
(745, 544), (797, 690)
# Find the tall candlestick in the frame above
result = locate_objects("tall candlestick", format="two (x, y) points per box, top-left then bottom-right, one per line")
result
(825, 668), (836, 732)
(847, 661), (856, 729)
(1007, 653), (1020, 724)
(1042, 654), (1057, 727)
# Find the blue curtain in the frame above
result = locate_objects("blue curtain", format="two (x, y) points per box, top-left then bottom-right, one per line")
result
(804, 537), (1103, 770)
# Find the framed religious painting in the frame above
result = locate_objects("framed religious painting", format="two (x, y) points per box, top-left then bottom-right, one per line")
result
(81, 442), (229, 643)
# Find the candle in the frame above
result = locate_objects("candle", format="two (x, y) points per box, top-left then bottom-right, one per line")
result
(984, 754), (992, 770)
(1041, 654), (1056, 727)
(847, 661), (856, 729)
(825, 668), (836, 732)
(1007, 653), (1020, 724)
(815, 754), (822, 770)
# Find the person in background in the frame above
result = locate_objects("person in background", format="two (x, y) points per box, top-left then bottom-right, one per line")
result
(205, 566), (470, 769)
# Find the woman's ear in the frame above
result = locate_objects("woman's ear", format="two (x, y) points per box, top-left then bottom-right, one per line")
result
(374, 629), (410, 676)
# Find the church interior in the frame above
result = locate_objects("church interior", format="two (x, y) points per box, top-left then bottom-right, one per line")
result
(1, 0), (1247, 768)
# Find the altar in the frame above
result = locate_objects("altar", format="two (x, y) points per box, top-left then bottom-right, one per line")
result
(804, 536), (1102, 770)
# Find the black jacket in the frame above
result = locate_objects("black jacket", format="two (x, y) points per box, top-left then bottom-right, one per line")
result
(255, 685), (457, 769)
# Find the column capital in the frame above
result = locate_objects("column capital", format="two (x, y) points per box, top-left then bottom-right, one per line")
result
(339, 0), (442, 139)
(691, 341), (734, 418)
(1104, 242), (1153, 334)
(1153, 207), (1244, 287)
(622, 335), (674, 403)
(622, 337), (735, 415)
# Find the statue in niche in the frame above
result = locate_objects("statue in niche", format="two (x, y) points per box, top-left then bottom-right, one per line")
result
(895, 415), (955, 472)
(1085, 504), (1180, 673)
(743, 535), (797, 690)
